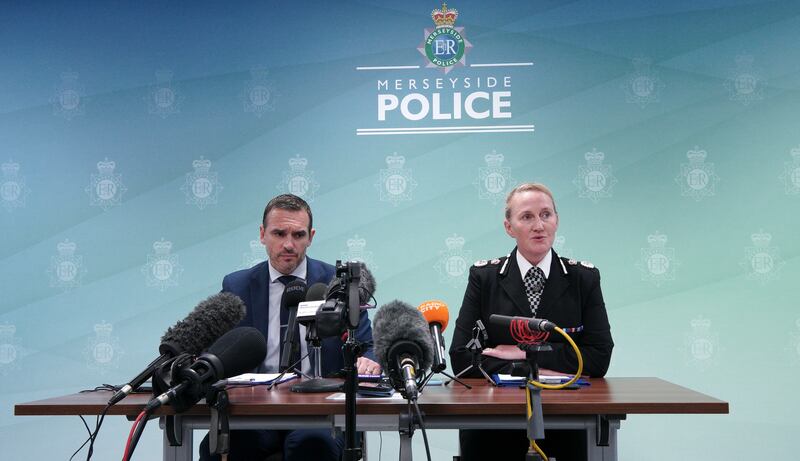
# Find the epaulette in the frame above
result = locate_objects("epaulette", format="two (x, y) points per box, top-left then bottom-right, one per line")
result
(562, 257), (596, 269)
(472, 256), (505, 268)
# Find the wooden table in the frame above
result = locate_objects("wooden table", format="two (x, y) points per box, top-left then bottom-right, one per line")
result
(15, 377), (728, 461)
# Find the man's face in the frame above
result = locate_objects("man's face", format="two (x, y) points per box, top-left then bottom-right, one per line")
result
(260, 208), (315, 275)
(504, 190), (559, 265)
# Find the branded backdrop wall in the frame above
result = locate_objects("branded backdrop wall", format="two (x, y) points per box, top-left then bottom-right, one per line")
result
(2, 1), (799, 459)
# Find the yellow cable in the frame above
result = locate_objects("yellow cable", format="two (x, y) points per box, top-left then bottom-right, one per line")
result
(526, 326), (585, 459)
(529, 326), (584, 390)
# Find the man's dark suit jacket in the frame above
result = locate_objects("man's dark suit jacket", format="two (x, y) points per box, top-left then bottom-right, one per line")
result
(449, 248), (613, 378)
(222, 258), (375, 376)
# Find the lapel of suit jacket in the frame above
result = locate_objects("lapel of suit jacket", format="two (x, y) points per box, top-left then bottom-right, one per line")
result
(499, 248), (537, 317)
(536, 250), (569, 320)
(249, 262), (271, 341)
(305, 257), (322, 285)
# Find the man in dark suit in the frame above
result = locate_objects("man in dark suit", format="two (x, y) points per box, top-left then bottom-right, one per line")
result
(450, 183), (613, 461)
(200, 194), (380, 461)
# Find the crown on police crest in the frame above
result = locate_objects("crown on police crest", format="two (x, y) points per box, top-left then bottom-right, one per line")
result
(153, 238), (173, 254)
(445, 233), (465, 250)
(585, 148), (604, 165)
(2, 160), (19, 176)
(790, 145), (800, 161)
(289, 155), (308, 171)
(686, 146), (707, 163)
(94, 321), (113, 336)
(249, 239), (263, 252)
(690, 316), (711, 330)
(647, 231), (668, 247)
(57, 239), (77, 256)
(0, 322), (16, 336)
(347, 235), (367, 252)
(385, 153), (405, 169)
(554, 235), (565, 248)
(192, 156), (212, 173)
(632, 56), (652, 70)
(750, 230), (771, 247)
(96, 158), (116, 175)
(60, 71), (80, 82)
(484, 151), (504, 168)
(431, 3), (458, 27)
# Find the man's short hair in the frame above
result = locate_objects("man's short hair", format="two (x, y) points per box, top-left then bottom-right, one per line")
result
(262, 194), (313, 232)
(505, 183), (558, 219)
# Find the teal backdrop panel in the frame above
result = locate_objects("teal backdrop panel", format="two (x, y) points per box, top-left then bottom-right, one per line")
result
(1, 1), (799, 459)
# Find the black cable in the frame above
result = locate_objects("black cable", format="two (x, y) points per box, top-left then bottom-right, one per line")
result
(68, 416), (94, 461)
(378, 431), (383, 461)
(84, 403), (111, 460)
(124, 414), (151, 461)
(412, 400), (431, 461)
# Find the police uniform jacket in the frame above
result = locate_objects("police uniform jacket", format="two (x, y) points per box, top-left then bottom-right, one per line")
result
(449, 248), (613, 378)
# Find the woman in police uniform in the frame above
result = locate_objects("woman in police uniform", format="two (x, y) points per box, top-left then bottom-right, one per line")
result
(449, 183), (614, 461)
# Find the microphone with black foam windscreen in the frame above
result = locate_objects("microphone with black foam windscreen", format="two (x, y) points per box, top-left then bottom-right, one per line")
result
(417, 300), (449, 373)
(145, 326), (267, 413)
(373, 300), (434, 400)
(324, 261), (376, 305)
(109, 292), (247, 405)
(279, 279), (307, 372)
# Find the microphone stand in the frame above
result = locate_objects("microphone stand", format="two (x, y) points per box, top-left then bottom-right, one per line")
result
(446, 322), (495, 386)
(342, 327), (362, 461)
(520, 343), (551, 461)
(291, 323), (343, 393)
(267, 353), (311, 391)
(420, 366), (470, 390)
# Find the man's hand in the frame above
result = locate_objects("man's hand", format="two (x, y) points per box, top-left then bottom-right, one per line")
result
(481, 344), (525, 361)
(356, 357), (382, 375)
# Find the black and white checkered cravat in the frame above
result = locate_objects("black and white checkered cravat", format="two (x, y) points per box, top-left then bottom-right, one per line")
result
(524, 266), (546, 315)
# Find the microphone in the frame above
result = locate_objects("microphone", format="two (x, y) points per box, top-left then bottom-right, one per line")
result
(373, 300), (434, 400)
(488, 314), (557, 333)
(325, 261), (376, 305)
(279, 279), (307, 371)
(145, 327), (267, 413)
(109, 292), (246, 405)
(417, 300), (449, 373)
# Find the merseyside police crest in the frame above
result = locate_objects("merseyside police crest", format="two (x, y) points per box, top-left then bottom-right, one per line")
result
(434, 234), (472, 287)
(675, 146), (720, 201)
(181, 157), (222, 210)
(375, 153), (418, 206)
(622, 57), (664, 108)
(142, 238), (184, 291)
(86, 158), (127, 211)
(83, 321), (123, 374)
(636, 232), (678, 287)
(241, 239), (267, 269)
(147, 70), (183, 118)
(279, 156), (320, 202)
(724, 54), (764, 106)
(779, 145), (800, 195)
(341, 235), (376, 268)
(574, 148), (618, 202)
(1, 159), (30, 212)
(474, 151), (515, 205)
(0, 323), (23, 376)
(242, 69), (278, 117)
(52, 71), (85, 120)
(47, 239), (87, 290)
(740, 230), (784, 285)
(683, 316), (720, 372)
(417, 3), (472, 74)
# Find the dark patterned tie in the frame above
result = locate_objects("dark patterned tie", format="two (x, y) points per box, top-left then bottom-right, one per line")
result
(277, 275), (301, 370)
(524, 266), (546, 315)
